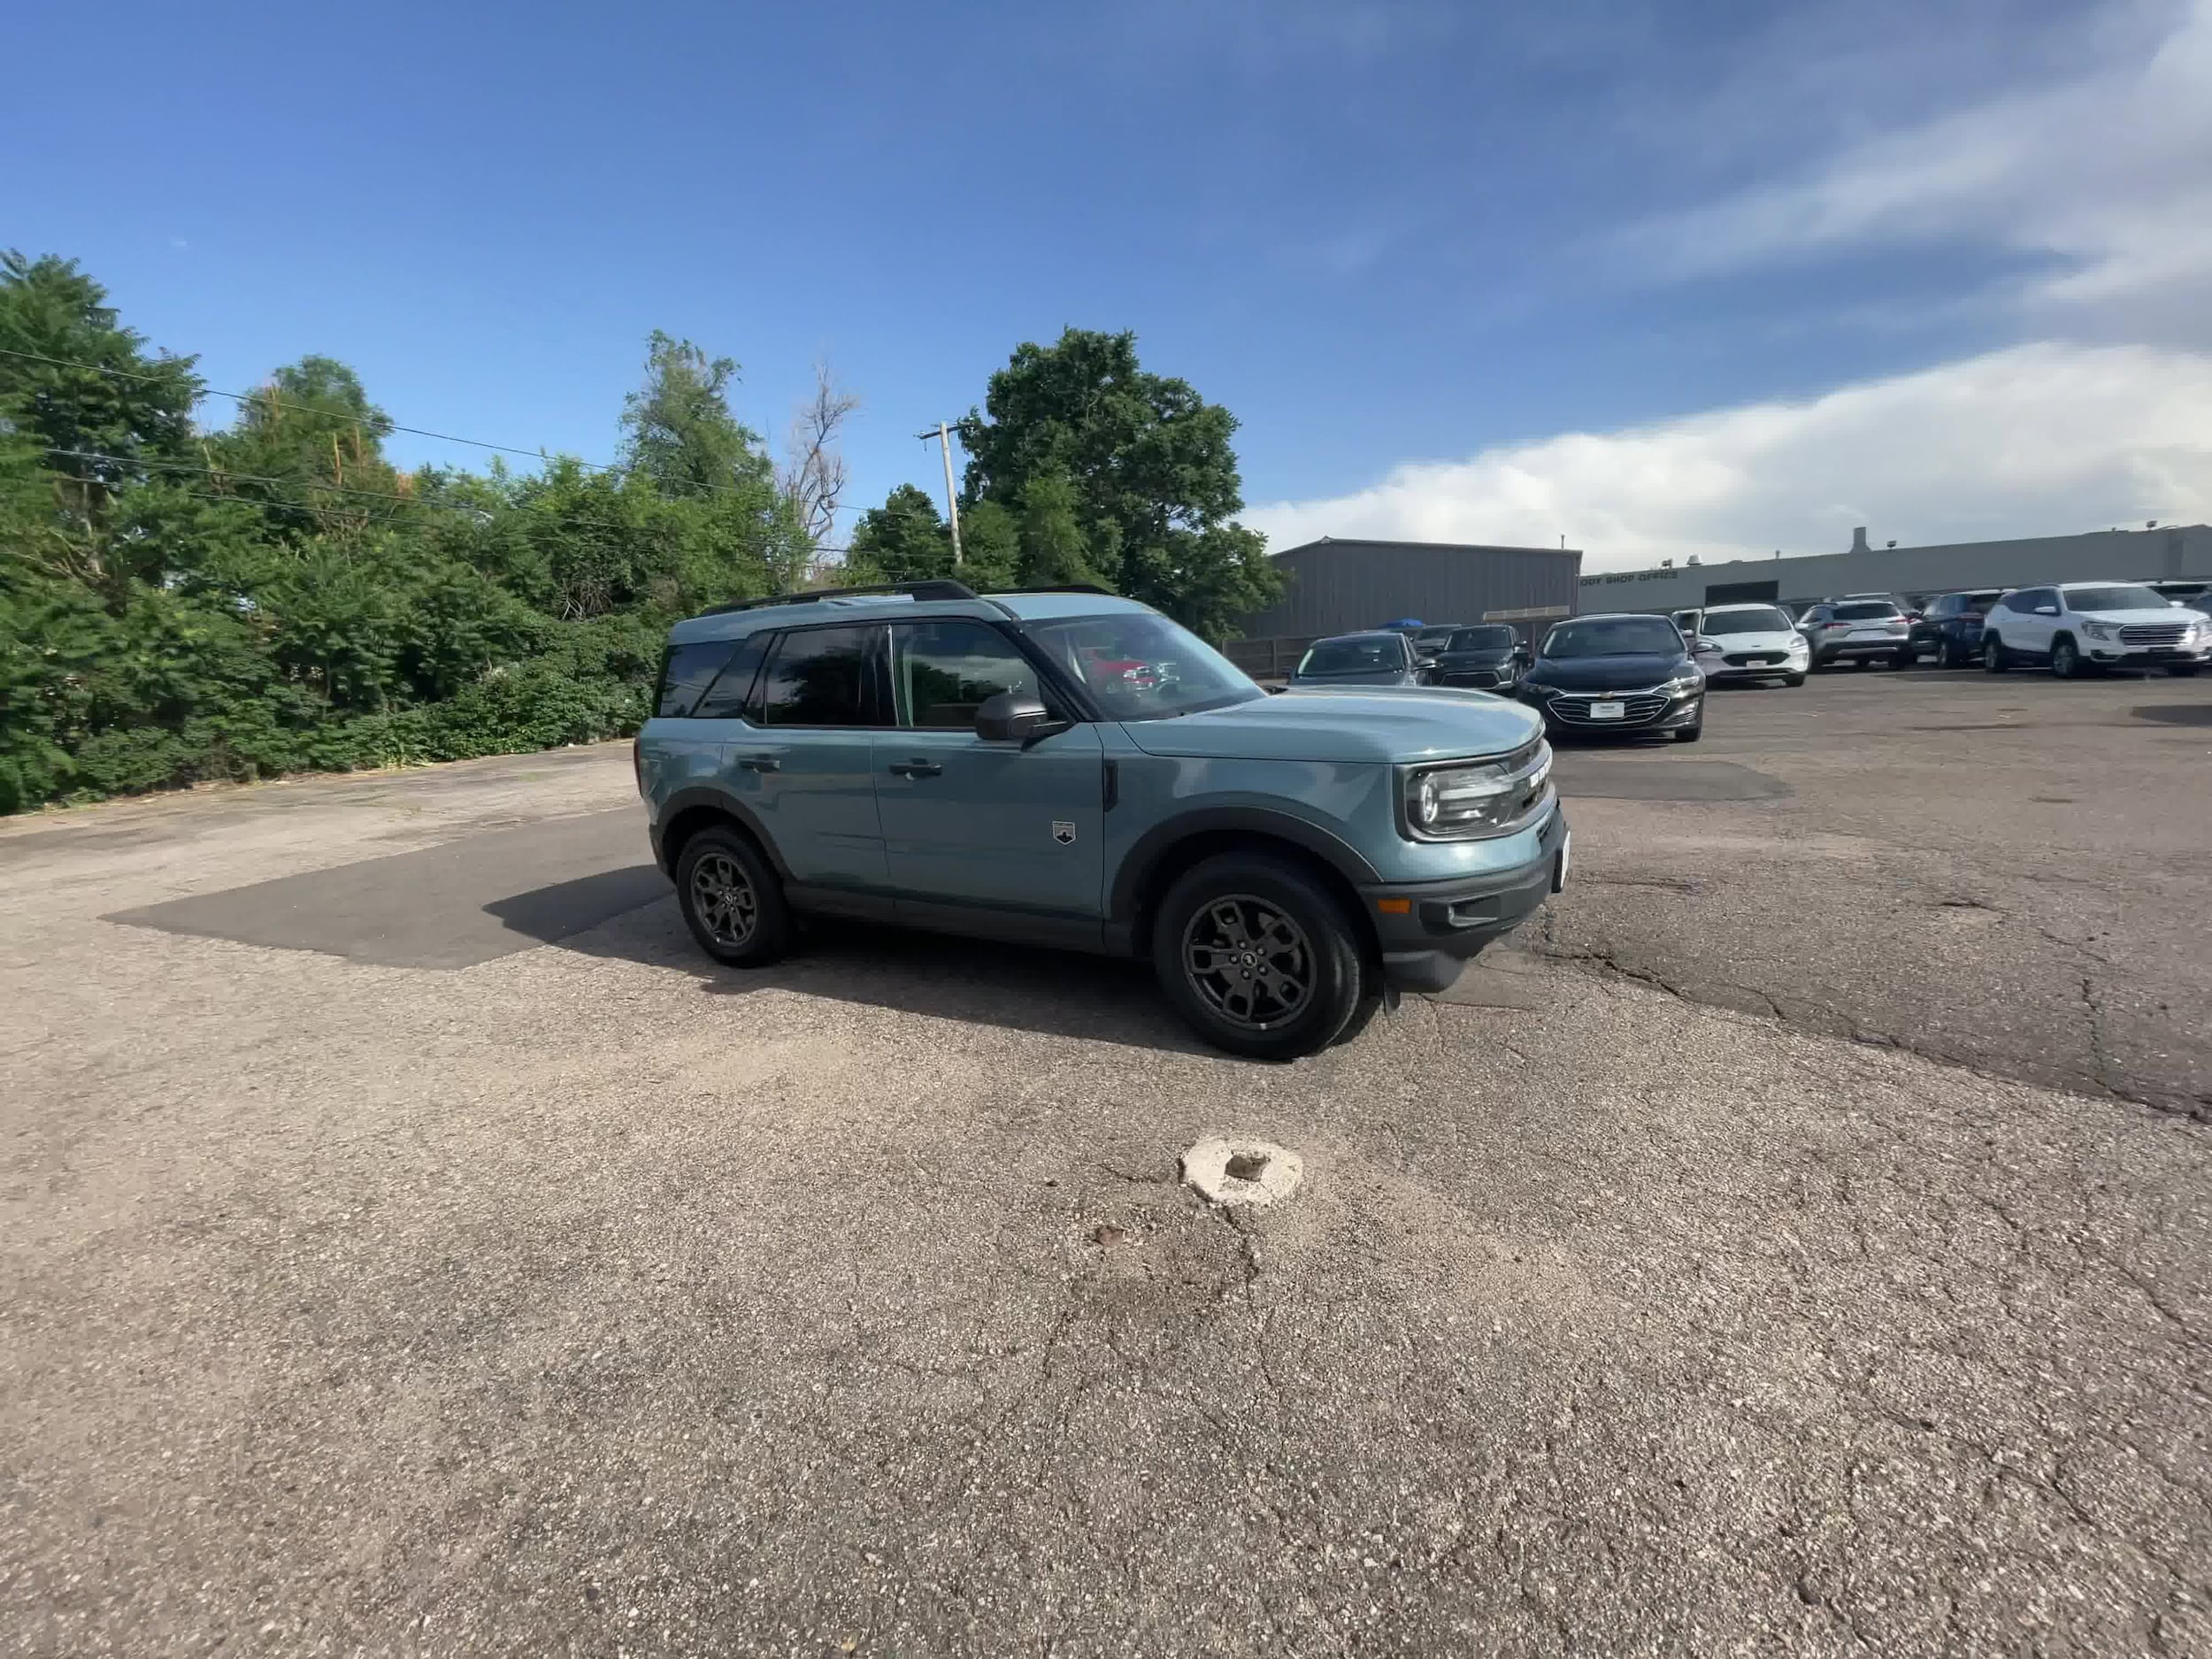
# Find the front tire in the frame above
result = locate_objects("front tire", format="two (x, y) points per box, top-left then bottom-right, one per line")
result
(676, 826), (792, 967)
(1984, 634), (2009, 672)
(2051, 635), (2082, 679)
(1784, 672), (1806, 687)
(2171, 664), (2201, 678)
(1896, 647), (1916, 668)
(1673, 723), (1703, 743)
(1153, 852), (1366, 1060)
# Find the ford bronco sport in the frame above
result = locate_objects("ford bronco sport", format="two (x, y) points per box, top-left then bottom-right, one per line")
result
(637, 580), (1569, 1059)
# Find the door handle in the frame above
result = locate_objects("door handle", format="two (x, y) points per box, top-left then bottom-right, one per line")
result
(735, 755), (780, 772)
(887, 759), (942, 779)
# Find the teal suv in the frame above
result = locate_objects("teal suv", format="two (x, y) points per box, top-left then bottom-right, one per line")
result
(637, 581), (1569, 1059)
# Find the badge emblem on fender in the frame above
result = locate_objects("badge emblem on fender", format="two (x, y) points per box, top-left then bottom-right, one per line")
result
(1052, 821), (1077, 845)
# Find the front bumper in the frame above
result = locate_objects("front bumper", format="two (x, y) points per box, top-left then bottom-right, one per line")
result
(2084, 641), (2207, 666)
(1702, 657), (1804, 681)
(1359, 805), (1570, 994)
(1524, 687), (1702, 733)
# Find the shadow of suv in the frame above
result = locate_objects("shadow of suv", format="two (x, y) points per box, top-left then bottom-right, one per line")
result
(637, 580), (1569, 1059)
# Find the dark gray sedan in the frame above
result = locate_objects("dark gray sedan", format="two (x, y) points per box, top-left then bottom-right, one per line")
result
(1289, 630), (1430, 687)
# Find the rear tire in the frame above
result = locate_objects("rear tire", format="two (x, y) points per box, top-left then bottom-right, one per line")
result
(1153, 852), (1365, 1061)
(1984, 634), (2009, 672)
(675, 826), (792, 967)
(1939, 638), (1963, 669)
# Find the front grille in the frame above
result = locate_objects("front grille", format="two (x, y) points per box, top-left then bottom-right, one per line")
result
(1448, 668), (1502, 687)
(2119, 623), (2188, 646)
(1548, 693), (1669, 725)
(1722, 651), (1783, 666)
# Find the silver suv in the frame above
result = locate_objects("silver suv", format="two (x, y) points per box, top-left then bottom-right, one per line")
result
(1794, 597), (1910, 668)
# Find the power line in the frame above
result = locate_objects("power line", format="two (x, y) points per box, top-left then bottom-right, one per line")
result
(0, 344), (768, 507)
(40, 444), (853, 551)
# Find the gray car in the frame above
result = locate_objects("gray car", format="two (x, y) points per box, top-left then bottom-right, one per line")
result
(1290, 630), (1429, 687)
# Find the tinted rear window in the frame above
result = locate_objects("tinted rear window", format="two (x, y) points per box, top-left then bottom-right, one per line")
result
(758, 625), (876, 726)
(1833, 602), (1900, 620)
(692, 631), (770, 720)
(657, 641), (735, 718)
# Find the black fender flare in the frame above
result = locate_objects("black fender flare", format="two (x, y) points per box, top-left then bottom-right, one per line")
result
(1107, 806), (1384, 937)
(653, 787), (790, 879)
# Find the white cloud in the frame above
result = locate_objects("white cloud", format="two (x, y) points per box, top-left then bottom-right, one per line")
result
(1621, 0), (2212, 325)
(1242, 342), (2212, 569)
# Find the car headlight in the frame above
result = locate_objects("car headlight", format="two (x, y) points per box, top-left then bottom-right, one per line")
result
(1518, 679), (1555, 698)
(2082, 621), (2114, 641)
(1663, 671), (1703, 695)
(1404, 745), (1552, 839)
(1786, 636), (1809, 653)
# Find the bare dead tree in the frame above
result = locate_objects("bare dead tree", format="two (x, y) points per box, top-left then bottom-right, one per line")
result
(781, 359), (859, 549)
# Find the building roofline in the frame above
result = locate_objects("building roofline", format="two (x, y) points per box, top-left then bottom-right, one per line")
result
(1271, 535), (1581, 560)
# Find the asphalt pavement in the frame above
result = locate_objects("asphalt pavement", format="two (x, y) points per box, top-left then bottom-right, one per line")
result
(3, 666), (2208, 1657)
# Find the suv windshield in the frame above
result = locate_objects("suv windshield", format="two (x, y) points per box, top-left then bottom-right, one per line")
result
(1540, 617), (1685, 658)
(1413, 626), (1457, 649)
(1296, 637), (1404, 676)
(2065, 585), (2170, 612)
(1448, 626), (1517, 650)
(1832, 601), (1901, 620)
(1700, 607), (1791, 634)
(1023, 612), (1261, 720)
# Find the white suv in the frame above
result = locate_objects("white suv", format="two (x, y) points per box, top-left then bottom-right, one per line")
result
(1982, 582), (2208, 678)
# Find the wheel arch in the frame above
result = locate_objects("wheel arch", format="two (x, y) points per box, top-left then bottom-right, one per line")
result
(1110, 810), (1383, 964)
(655, 787), (787, 879)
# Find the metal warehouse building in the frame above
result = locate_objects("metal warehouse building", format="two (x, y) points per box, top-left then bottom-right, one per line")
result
(1227, 537), (1582, 675)
(1578, 524), (2212, 618)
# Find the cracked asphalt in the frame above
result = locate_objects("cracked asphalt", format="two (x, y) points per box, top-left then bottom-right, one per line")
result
(3, 667), (2209, 1657)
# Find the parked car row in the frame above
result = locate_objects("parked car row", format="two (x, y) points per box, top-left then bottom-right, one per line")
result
(1671, 582), (2208, 679)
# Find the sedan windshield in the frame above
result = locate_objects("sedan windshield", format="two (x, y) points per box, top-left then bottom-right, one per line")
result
(1448, 626), (1517, 650)
(1699, 607), (1792, 634)
(1297, 637), (1405, 675)
(2066, 585), (2170, 612)
(1023, 613), (1261, 720)
(1540, 618), (1685, 658)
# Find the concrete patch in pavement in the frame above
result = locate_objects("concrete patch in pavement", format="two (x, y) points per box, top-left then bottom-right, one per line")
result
(104, 807), (663, 968)
(1181, 1137), (1303, 1207)
(2132, 703), (2212, 726)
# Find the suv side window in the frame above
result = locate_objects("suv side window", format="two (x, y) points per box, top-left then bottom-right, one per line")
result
(757, 624), (880, 726)
(656, 641), (734, 718)
(690, 631), (770, 721)
(891, 619), (1044, 727)
(2016, 588), (2055, 612)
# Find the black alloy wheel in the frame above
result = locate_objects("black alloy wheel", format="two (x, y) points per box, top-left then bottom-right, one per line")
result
(1153, 852), (1369, 1060)
(1182, 895), (1315, 1031)
(675, 826), (791, 967)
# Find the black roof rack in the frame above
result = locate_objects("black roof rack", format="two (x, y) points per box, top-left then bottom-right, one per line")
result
(701, 579), (979, 616)
(991, 582), (1118, 597)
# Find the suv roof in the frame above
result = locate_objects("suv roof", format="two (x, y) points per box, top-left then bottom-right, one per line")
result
(1700, 602), (1789, 613)
(667, 580), (1158, 645)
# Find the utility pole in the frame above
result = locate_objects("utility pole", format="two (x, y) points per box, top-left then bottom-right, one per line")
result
(917, 422), (964, 566)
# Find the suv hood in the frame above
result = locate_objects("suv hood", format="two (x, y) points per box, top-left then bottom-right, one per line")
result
(1291, 667), (1416, 686)
(1118, 688), (1541, 764)
(2073, 605), (2201, 626)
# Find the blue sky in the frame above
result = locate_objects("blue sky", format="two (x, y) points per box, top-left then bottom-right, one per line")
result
(12, 0), (2210, 567)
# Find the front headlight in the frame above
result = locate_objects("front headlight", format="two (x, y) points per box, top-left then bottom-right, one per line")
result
(1786, 636), (1809, 654)
(1663, 671), (1703, 695)
(2082, 621), (2114, 641)
(1404, 744), (1552, 840)
(1518, 679), (1555, 698)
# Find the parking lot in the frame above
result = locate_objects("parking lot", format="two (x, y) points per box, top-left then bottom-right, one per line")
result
(4, 667), (2209, 1656)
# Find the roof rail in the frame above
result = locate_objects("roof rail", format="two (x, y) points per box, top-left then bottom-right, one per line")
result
(701, 579), (979, 616)
(991, 582), (1118, 597)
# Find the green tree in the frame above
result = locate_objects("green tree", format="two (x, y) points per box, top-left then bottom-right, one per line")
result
(621, 331), (772, 500)
(954, 327), (1279, 636)
(844, 483), (953, 583)
(0, 251), (204, 591)
(1017, 467), (1109, 589)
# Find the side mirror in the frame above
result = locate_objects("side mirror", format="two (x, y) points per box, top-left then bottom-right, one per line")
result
(976, 691), (1057, 744)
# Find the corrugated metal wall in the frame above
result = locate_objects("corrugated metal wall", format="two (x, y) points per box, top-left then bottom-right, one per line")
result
(1574, 525), (2212, 616)
(1235, 539), (1584, 639)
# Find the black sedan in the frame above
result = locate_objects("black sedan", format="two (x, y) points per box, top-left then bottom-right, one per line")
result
(1430, 624), (1530, 690)
(1288, 630), (1430, 687)
(1517, 613), (1704, 742)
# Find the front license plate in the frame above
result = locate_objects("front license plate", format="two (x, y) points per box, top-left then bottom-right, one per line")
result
(1590, 700), (1626, 719)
